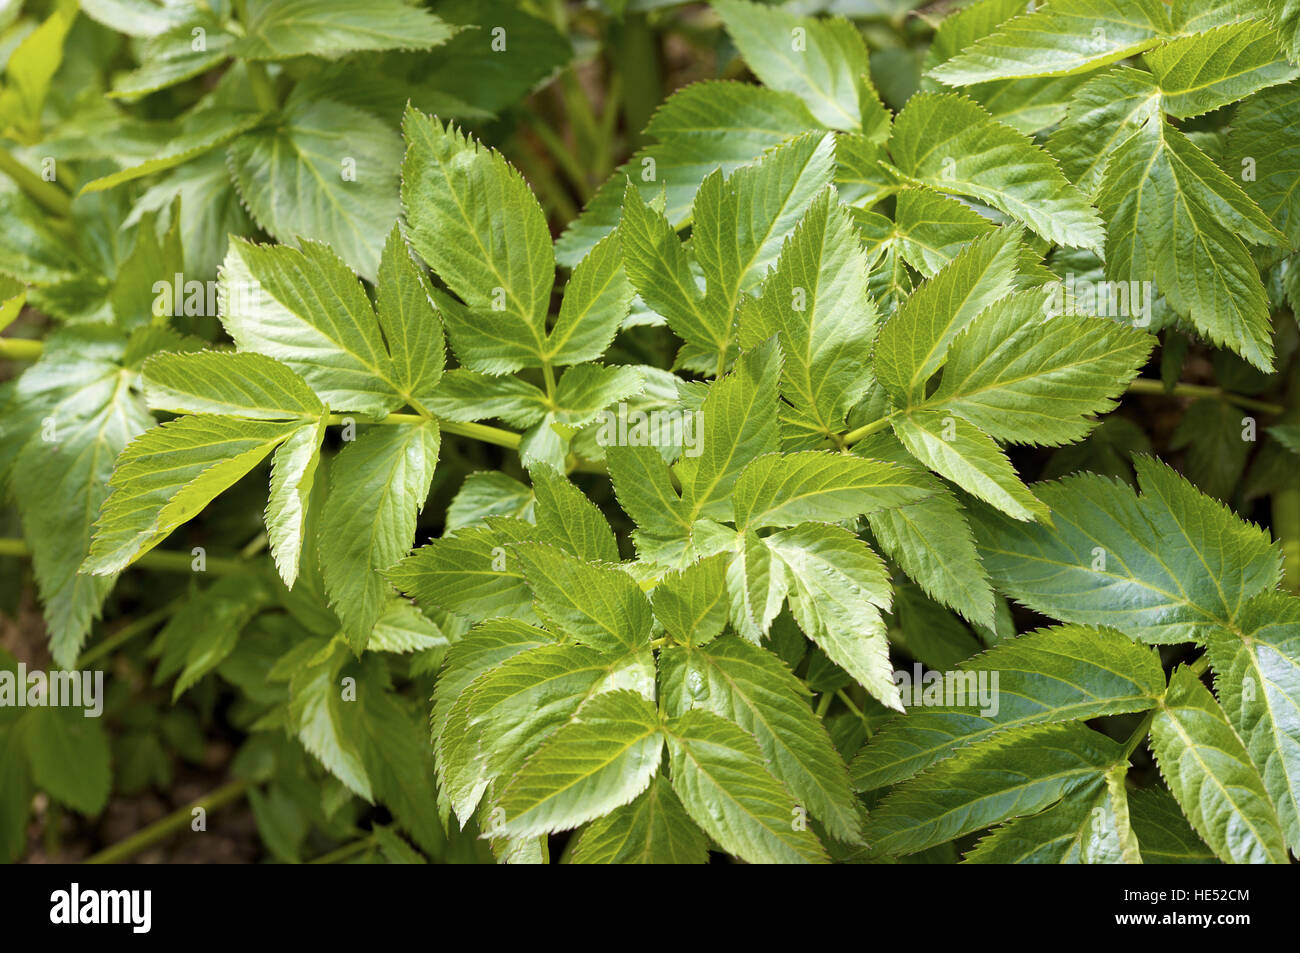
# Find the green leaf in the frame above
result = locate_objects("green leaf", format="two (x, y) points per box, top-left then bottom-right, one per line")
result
(767, 522), (899, 709)
(556, 81), (821, 266)
(970, 456), (1283, 642)
(929, 0), (1173, 85)
(402, 108), (553, 369)
(651, 552), (732, 646)
(570, 774), (708, 864)
(665, 708), (829, 864)
(1128, 787), (1218, 863)
(497, 690), (664, 837)
(512, 542), (652, 652)
(319, 421), (440, 651)
(265, 418), (326, 587)
(5, 330), (152, 665)
(873, 227), (1023, 407)
(446, 472), (534, 531)
(1096, 117), (1284, 370)
(143, 350), (326, 420)
(732, 451), (933, 530)
(229, 94), (402, 279)
(851, 625), (1164, 790)
(661, 637), (863, 843)
(888, 92), (1104, 251)
(677, 337), (783, 521)
(855, 433), (996, 629)
(109, 17), (237, 100)
(737, 187), (878, 441)
(236, 0), (455, 60)
(544, 232), (633, 366)
(713, 0), (881, 132)
(219, 238), (402, 415)
(80, 109), (265, 194)
(1145, 20), (1299, 119)
(23, 706), (112, 816)
(924, 290), (1155, 446)
(727, 529), (789, 644)
(530, 464), (619, 564)
(863, 723), (1126, 856)
(84, 415), (298, 575)
(1227, 82), (1300, 247)
(1206, 591), (1300, 853)
(964, 765), (1141, 863)
(892, 409), (1050, 522)
(375, 225), (445, 409)
(387, 521), (539, 622)
(1150, 665), (1289, 863)
(289, 640), (372, 799)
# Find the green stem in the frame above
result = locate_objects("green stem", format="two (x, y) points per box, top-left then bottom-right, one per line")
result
(85, 779), (251, 864)
(1121, 711), (1155, 761)
(323, 413), (521, 449)
(233, 0), (277, 111)
(77, 598), (181, 668)
(612, 14), (662, 150)
(0, 538), (245, 574)
(525, 110), (591, 201)
(0, 146), (72, 217)
(841, 412), (896, 446)
(1126, 378), (1283, 415)
(0, 338), (44, 361)
(308, 836), (376, 865)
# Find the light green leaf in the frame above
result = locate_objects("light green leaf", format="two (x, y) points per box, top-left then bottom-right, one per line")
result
(531, 464), (619, 564)
(1146, 19), (1299, 119)
(924, 290), (1155, 446)
(375, 225), (445, 409)
(666, 708), (829, 864)
(265, 417), (326, 587)
(855, 433), (995, 629)
(651, 552), (731, 646)
(1227, 82), (1300, 247)
(219, 239), (401, 415)
(1207, 591), (1300, 853)
(497, 690), (664, 837)
(733, 451), (933, 529)
(229, 94), (402, 279)
(569, 774), (708, 864)
(873, 227), (1023, 407)
(84, 415), (298, 575)
(851, 625), (1164, 790)
(737, 187), (877, 440)
(319, 421), (440, 651)
(545, 231), (633, 366)
(1150, 665), (1289, 863)
(864, 723), (1125, 856)
(402, 108), (553, 368)
(143, 350), (326, 420)
(556, 81), (821, 266)
(512, 542), (652, 652)
(661, 637), (863, 843)
(964, 765), (1141, 863)
(889, 92), (1104, 251)
(713, 0), (881, 132)
(929, 0), (1173, 85)
(767, 522), (898, 708)
(237, 0), (455, 60)
(893, 409), (1050, 522)
(970, 456), (1283, 643)
(1096, 118), (1285, 370)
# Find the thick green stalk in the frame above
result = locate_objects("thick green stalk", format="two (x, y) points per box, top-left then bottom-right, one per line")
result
(0, 538), (245, 574)
(0, 338), (44, 361)
(84, 779), (251, 864)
